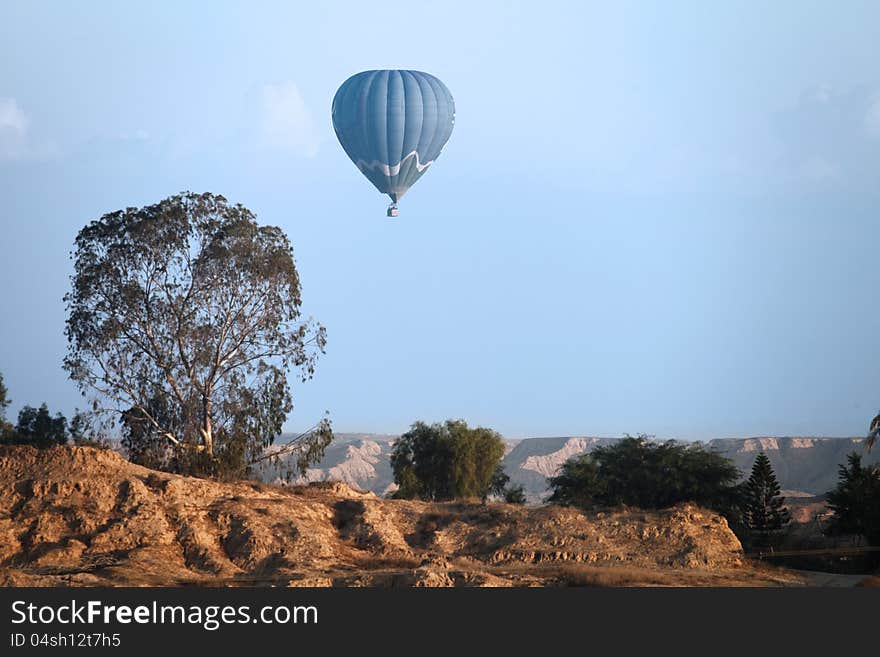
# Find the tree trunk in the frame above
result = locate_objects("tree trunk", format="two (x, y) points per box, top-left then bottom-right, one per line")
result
(201, 396), (214, 456)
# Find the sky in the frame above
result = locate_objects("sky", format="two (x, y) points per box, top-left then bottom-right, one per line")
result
(1, 1), (879, 440)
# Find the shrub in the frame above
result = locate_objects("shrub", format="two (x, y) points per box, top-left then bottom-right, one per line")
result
(391, 419), (506, 501)
(548, 435), (742, 519)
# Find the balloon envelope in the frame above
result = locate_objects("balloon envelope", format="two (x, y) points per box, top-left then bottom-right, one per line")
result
(331, 70), (455, 204)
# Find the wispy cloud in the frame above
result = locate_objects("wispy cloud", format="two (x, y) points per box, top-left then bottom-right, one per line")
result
(0, 98), (28, 159)
(259, 82), (320, 157)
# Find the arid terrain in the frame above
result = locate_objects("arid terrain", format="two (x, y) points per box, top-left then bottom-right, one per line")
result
(0, 445), (854, 587)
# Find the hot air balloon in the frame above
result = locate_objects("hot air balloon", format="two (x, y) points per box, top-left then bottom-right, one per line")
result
(331, 70), (455, 217)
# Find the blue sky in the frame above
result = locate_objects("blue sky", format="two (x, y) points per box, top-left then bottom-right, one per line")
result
(1, 1), (879, 439)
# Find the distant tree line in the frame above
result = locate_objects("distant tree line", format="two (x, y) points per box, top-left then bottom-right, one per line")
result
(385, 423), (796, 545)
(544, 435), (880, 552)
(386, 426), (802, 548)
(0, 371), (102, 448)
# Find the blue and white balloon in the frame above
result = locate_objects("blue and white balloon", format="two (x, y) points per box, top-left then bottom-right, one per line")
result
(332, 70), (455, 214)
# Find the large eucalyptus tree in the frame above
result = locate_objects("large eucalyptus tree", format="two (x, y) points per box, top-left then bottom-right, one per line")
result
(64, 192), (330, 477)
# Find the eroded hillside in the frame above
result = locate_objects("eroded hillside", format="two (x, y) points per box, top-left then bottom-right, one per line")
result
(0, 446), (806, 586)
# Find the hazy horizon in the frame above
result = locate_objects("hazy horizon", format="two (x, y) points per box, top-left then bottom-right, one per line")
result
(2, 1), (880, 440)
(283, 430), (871, 443)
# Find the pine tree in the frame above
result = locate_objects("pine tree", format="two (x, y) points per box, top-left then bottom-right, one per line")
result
(825, 452), (880, 545)
(743, 452), (790, 549)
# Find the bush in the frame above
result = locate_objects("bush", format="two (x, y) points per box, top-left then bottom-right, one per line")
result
(391, 419), (507, 501)
(545, 453), (602, 508)
(548, 435), (742, 519)
(503, 484), (527, 505)
(488, 466), (527, 504)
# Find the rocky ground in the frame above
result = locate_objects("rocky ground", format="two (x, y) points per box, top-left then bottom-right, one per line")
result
(0, 445), (833, 587)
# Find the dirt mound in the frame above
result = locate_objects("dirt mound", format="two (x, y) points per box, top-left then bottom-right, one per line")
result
(0, 446), (801, 586)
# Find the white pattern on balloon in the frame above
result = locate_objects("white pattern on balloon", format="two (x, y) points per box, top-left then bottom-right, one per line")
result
(356, 149), (435, 177)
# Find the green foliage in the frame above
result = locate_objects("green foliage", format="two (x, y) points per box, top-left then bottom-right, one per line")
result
(391, 419), (506, 501)
(215, 365), (293, 479)
(64, 192), (330, 479)
(488, 464), (510, 499)
(825, 452), (880, 546)
(69, 409), (112, 448)
(0, 372), (9, 421)
(249, 416), (334, 483)
(0, 372), (13, 441)
(0, 376), (105, 450)
(121, 394), (180, 470)
(5, 403), (68, 448)
(742, 452), (790, 549)
(487, 465), (527, 504)
(503, 484), (527, 505)
(546, 453), (602, 508)
(548, 435), (742, 518)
